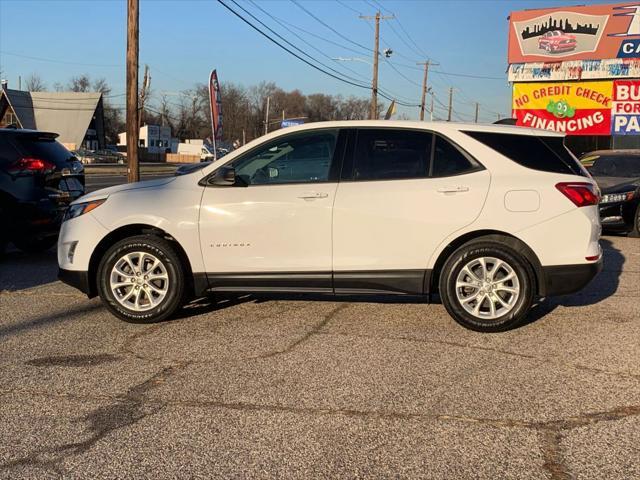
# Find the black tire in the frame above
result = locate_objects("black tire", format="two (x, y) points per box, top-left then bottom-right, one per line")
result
(0, 206), (7, 257)
(629, 204), (640, 238)
(97, 234), (185, 323)
(12, 235), (58, 253)
(438, 240), (536, 333)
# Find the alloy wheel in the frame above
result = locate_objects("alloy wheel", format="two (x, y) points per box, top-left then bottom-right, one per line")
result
(110, 251), (169, 311)
(455, 256), (520, 320)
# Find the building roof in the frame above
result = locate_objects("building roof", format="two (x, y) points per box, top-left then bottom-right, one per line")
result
(0, 89), (102, 147)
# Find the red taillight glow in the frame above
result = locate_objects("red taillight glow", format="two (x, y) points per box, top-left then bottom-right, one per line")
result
(585, 254), (601, 261)
(8, 157), (56, 173)
(555, 182), (600, 207)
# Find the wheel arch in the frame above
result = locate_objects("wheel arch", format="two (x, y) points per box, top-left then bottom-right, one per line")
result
(428, 229), (545, 296)
(87, 223), (197, 298)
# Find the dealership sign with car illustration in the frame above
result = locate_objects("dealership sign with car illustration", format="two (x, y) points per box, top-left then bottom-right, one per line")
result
(513, 79), (640, 135)
(509, 2), (640, 63)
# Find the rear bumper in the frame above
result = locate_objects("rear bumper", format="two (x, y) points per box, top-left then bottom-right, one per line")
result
(58, 268), (93, 297)
(541, 258), (603, 296)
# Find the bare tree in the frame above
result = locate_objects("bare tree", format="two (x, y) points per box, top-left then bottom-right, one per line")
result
(67, 74), (91, 92)
(25, 73), (46, 92)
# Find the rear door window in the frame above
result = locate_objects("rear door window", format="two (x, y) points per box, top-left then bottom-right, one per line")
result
(431, 135), (481, 177)
(350, 129), (432, 181)
(464, 131), (587, 177)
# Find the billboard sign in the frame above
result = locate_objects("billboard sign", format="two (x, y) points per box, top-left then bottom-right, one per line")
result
(513, 79), (640, 135)
(509, 3), (640, 63)
(512, 81), (612, 135)
(611, 79), (640, 134)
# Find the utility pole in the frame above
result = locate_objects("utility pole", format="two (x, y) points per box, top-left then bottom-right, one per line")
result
(264, 96), (270, 135)
(360, 11), (394, 120)
(126, 0), (140, 183)
(417, 60), (438, 121)
(138, 64), (150, 131)
(447, 87), (453, 122)
(18, 75), (21, 91)
(474, 102), (479, 123)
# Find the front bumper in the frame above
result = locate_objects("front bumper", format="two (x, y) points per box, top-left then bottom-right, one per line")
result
(58, 268), (93, 297)
(541, 257), (603, 297)
(599, 201), (637, 232)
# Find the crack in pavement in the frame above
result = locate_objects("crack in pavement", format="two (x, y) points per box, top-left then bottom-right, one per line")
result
(254, 303), (351, 359)
(315, 331), (640, 382)
(0, 361), (190, 476)
(2, 383), (639, 478)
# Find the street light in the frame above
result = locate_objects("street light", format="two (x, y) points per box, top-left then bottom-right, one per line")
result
(332, 57), (372, 65)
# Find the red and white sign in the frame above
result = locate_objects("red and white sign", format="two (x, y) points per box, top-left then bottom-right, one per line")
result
(611, 79), (640, 134)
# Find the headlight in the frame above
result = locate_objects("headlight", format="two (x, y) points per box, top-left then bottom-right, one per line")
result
(63, 199), (106, 221)
(600, 191), (635, 204)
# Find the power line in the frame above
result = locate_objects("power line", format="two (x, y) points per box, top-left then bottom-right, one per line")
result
(218, 0), (419, 108)
(275, 14), (369, 57)
(0, 50), (121, 68)
(335, 0), (362, 15)
(245, 0), (372, 86)
(291, 0), (372, 54)
(217, 0), (370, 90)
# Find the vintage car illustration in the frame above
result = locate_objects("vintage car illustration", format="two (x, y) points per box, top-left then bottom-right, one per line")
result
(537, 30), (577, 53)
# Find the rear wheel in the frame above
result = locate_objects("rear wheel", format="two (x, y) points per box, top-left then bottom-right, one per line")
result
(439, 240), (535, 333)
(97, 235), (185, 323)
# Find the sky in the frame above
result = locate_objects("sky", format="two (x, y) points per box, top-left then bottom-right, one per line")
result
(0, 0), (608, 122)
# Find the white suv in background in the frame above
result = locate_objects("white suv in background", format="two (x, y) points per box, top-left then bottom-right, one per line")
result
(58, 121), (602, 332)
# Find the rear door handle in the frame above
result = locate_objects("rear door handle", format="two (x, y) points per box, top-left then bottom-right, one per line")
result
(298, 192), (329, 200)
(437, 186), (469, 193)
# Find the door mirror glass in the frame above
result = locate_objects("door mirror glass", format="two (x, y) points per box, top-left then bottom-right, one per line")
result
(210, 166), (236, 186)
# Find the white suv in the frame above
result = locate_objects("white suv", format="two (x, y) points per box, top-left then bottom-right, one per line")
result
(58, 121), (602, 332)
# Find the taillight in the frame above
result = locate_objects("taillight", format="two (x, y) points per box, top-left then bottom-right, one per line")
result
(8, 157), (56, 174)
(555, 182), (600, 207)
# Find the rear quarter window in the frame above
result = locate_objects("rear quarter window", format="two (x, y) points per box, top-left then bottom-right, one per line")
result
(464, 131), (588, 177)
(12, 136), (74, 164)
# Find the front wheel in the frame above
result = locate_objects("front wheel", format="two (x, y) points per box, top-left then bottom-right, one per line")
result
(439, 241), (535, 333)
(97, 235), (185, 323)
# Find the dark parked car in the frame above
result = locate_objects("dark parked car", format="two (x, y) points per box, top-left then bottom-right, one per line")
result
(581, 150), (640, 237)
(0, 128), (85, 254)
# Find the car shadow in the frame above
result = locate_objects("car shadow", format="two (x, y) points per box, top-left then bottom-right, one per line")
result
(0, 245), (59, 292)
(179, 238), (625, 332)
(519, 237), (624, 328)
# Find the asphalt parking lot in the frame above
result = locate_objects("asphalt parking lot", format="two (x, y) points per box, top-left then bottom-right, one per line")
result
(0, 235), (638, 479)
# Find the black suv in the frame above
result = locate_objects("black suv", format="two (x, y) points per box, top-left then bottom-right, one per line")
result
(581, 150), (640, 237)
(0, 128), (85, 253)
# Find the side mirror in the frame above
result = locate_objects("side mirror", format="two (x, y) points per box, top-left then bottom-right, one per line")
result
(211, 166), (236, 186)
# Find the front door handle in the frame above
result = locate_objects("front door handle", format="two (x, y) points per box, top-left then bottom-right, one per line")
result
(437, 186), (469, 194)
(298, 192), (329, 200)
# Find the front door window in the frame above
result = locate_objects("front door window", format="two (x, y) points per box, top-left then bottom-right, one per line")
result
(229, 130), (337, 185)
